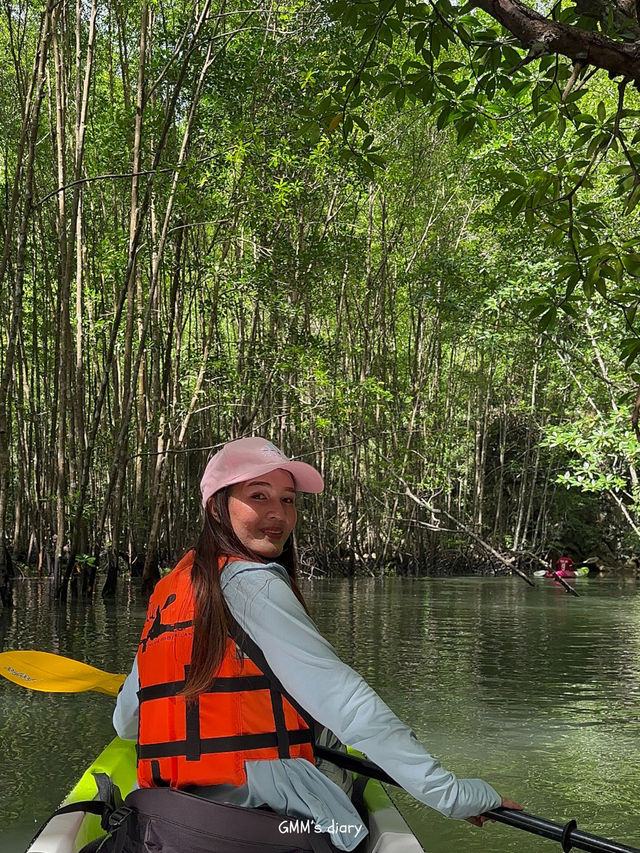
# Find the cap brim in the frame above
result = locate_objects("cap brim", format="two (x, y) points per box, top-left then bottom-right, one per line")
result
(225, 461), (324, 493)
(282, 461), (324, 493)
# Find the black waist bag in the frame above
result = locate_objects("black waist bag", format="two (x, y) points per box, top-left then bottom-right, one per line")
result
(102, 786), (340, 853)
(31, 782), (341, 853)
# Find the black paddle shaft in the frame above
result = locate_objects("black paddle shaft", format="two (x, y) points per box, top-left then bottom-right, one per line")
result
(553, 571), (580, 597)
(315, 745), (398, 785)
(485, 808), (640, 853)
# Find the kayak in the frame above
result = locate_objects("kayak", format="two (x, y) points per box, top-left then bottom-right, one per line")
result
(533, 567), (590, 578)
(26, 737), (425, 853)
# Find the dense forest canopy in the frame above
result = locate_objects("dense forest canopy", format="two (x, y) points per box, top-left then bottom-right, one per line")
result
(322, 0), (640, 345)
(0, 0), (639, 602)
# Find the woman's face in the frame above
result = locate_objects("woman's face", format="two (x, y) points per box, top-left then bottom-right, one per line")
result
(227, 468), (297, 559)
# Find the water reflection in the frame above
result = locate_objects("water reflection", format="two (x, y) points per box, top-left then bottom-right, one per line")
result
(2, 576), (640, 853)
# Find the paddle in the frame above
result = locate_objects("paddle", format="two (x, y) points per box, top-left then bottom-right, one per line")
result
(0, 650), (126, 695)
(2, 651), (639, 853)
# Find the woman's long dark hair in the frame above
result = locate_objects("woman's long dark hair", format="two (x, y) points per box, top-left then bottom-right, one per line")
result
(182, 486), (310, 700)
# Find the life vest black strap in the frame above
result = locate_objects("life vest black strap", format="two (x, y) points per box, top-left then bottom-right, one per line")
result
(269, 687), (291, 759)
(150, 760), (169, 786)
(185, 694), (202, 761)
(138, 674), (272, 703)
(137, 728), (313, 760)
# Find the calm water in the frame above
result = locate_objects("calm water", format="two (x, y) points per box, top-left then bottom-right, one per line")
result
(2, 575), (640, 852)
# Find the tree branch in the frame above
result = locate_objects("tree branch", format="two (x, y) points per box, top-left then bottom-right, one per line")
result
(402, 482), (536, 586)
(561, 59), (585, 101)
(473, 0), (640, 80)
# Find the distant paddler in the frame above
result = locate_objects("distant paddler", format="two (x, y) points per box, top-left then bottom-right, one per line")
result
(544, 555), (576, 579)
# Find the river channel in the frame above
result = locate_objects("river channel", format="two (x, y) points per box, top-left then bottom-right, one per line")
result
(1, 574), (640, 853)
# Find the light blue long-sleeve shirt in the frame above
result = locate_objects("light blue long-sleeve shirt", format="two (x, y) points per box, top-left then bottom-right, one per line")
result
(114, 560), (501, 850)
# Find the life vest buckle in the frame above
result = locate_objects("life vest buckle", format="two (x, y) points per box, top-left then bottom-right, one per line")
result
(107, 805), (134, 831)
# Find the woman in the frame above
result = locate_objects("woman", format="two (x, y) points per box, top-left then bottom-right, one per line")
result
(114, 437), (521, 851)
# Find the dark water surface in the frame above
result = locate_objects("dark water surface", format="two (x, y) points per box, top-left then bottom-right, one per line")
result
(2, 575), (640, 852)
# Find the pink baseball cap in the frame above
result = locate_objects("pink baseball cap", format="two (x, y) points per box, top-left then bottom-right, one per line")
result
(200, 437), (324, 507)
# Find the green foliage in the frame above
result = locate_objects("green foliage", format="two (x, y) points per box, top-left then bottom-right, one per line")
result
(313, 0), (640, 369)
(544, 411), (640, 499)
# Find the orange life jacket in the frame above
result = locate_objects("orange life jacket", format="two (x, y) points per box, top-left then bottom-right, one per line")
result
(136, 551), (314, 789)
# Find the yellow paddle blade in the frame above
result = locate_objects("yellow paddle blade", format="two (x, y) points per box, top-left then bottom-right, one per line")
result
(0, 650), (126, 696)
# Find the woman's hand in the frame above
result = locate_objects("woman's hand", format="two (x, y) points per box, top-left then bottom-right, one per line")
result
(465, 797), (523, 827)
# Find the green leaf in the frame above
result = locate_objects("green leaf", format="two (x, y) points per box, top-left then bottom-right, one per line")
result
(511, 193), (528, 216)
(501, 45), (523, 66)
(379, 22), (394, 47)
(415, 25), (429, 54)
(538, 306), (557, 331)
(456, 116), (475, 141)
(560, 301), (580, 318)
(431, 23), (442, 57)
(622, 339), (640, 367)
(345, 77), (361, 99)
(529, 301), (552, 319)
(622, 254), (640, 277)
(379, 83), (398, 98)
(625, 184), (640, 215)
(586, 132), (608, 158)
(438, 61), (465, 72)
(506, 170), (528, 188)
(594, 277), (608, 297)
(582, 277), (595, 299)
(436, 105), (451, 130)
(494, 188), (522, 210)
(359, 24), (379, 46)
(326, 2), (347, 19)
(362, 161), (375, 180)
(328, 113), (343, 134)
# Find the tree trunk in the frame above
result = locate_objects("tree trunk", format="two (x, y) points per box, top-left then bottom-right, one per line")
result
(0, 2), (54, 604)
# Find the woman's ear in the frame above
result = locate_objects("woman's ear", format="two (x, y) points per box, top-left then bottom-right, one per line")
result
(207, 496), (220, 522)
